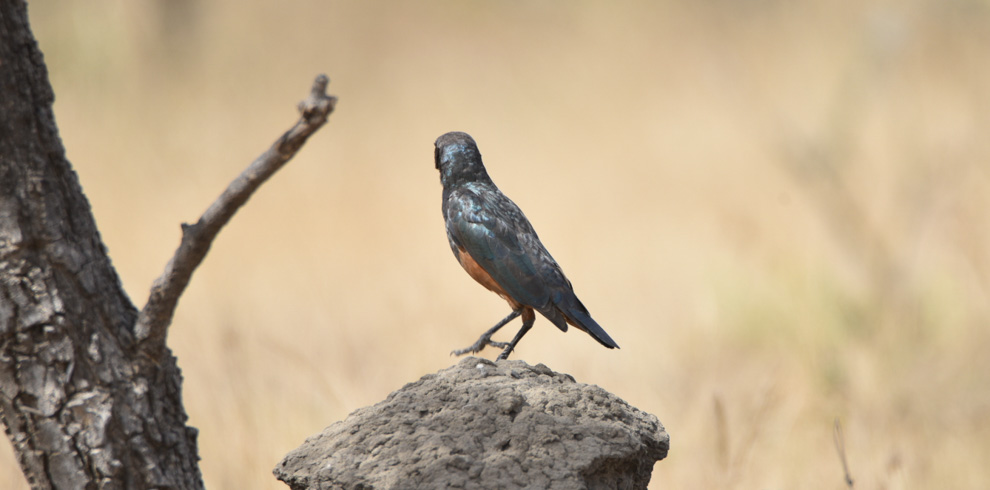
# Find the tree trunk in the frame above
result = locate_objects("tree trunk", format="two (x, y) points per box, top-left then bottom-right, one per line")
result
(0, 1), (204, 488)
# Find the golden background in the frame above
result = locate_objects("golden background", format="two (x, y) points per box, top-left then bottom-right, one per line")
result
(4, 1), (989, 488)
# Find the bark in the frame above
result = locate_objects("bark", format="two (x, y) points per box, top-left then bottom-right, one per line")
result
(0, 1), (204, 488)
(0, 2), (337, 488)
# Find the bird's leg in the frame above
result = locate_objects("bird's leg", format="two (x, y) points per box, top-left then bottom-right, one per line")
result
(496, 309), (536, 361)
(451, 310), (521, 356)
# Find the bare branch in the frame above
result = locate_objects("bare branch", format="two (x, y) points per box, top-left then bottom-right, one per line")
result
(134, 75), (337, 356)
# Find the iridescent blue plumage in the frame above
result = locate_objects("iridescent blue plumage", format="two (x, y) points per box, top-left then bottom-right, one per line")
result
(436, 131), (618, 360)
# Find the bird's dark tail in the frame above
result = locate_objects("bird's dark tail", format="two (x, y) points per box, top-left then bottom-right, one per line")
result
(558, 296), (619, 349)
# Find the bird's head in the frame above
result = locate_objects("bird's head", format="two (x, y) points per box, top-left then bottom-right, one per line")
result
(435, 131), (492, 187)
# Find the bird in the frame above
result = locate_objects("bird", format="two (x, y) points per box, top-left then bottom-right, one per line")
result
(435, 131), (619, 360)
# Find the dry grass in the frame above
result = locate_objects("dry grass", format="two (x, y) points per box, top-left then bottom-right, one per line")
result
(4, 1), (989, 488)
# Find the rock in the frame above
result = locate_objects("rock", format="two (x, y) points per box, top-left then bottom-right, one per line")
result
(274, 357), (669, 489)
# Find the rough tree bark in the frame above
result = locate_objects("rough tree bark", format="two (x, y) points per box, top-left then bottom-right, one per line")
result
(0, 2), (336, 488)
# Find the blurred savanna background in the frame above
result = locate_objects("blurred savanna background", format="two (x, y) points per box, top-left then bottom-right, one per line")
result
(5, 0), (989, 488)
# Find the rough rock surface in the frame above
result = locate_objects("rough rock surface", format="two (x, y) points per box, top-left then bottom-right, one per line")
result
(275, 357), (669, 489)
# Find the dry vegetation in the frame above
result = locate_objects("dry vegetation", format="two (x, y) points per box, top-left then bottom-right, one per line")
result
(4, 1), (989, 488)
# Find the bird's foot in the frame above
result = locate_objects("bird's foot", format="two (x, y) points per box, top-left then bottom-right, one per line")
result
(451, 310), (522, 357)
(495, 344), (515, 361)
(451, 336), (509, 356)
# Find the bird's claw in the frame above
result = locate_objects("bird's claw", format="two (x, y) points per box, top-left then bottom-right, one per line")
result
(450, 345), (479, 356)
(451, 338), (509, 357)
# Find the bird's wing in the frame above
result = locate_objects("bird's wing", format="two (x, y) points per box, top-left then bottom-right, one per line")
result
(446, 190), (554, 313)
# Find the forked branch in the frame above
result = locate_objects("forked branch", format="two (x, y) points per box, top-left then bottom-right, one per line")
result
(134, 75), (338, 356)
